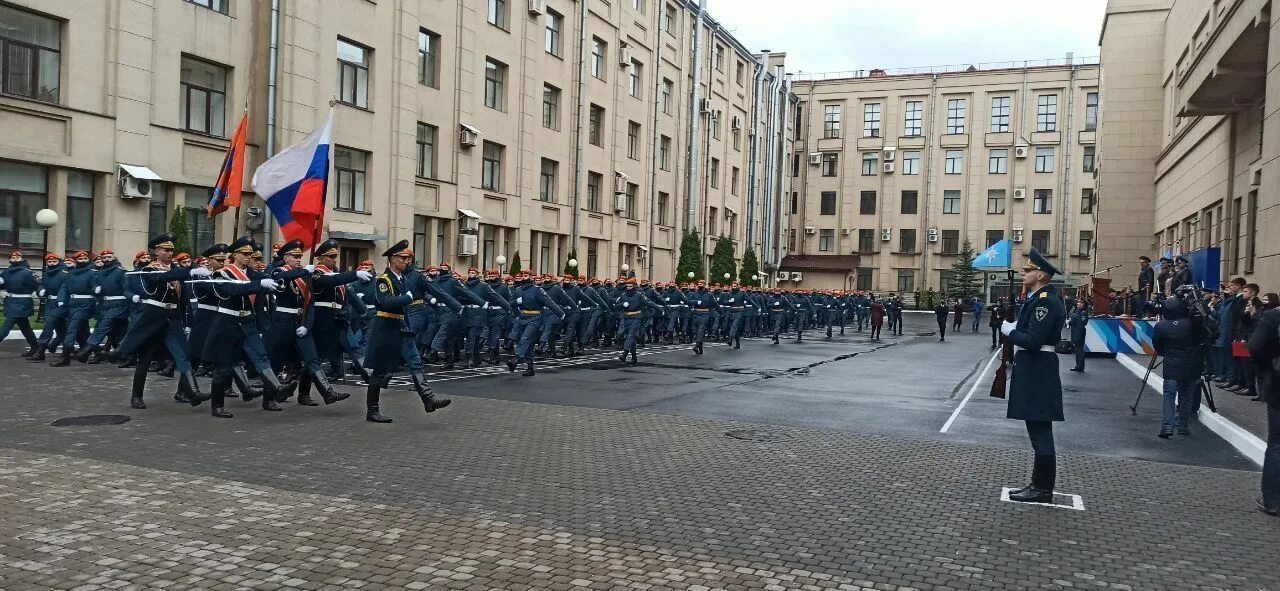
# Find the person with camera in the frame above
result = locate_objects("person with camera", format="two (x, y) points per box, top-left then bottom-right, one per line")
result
(1246, 294), (1280, 516)
(1152, 296), (1204, 438)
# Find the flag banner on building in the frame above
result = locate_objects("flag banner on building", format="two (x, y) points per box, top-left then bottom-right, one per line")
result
(251, 109), (333, 249)
(205, 112), (249, 218)
(975, 239), (1013, 270)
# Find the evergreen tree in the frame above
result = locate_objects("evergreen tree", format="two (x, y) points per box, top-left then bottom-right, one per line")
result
(948, 239), (982, 301)
(675, 230), (705, 283)
(739, 247), (760, 287)
(508, 251), (522, 275)
(167, 207), (192, 256)
(708, 235), (737, 286)
(562, 248), (578, 276)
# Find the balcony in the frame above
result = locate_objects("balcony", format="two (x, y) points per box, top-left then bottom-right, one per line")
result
(1078, 130), (1096, 144)
(856, 135), (884, 150)
(939, 134), (969, 148)
(1030, 131), (1061, 145)
(1179, 3), (1269, 116)
(984, 132), (1015, 147)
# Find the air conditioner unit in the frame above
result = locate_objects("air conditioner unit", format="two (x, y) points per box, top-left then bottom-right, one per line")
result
(841, 228), (852, 236)
(120, 175), (153, 199)
(1012, 228), (1024, 243)
(880, 229), (892, 241)
(1014, 145), (1029, 158)
(699, 98), (713, 113)
(731, 115), (742, 130)
(882, 162), (895, 174)
(614, 193), (627, 212)
(776, 271), (790, 281)
(804, 226), (816, 235)
(459, 124), (480, 147)
(883, 147), (896, 161)
(791, 272), (803, 282)
(614, 172), (628, 194)
(927, 228), (939, 243)
(1013, 187), (1026, 200)
(619, 43), (633, 67)
(458, 234), (479, 256)
(807, 153), (822, 165)
(527, 0), (545, 15)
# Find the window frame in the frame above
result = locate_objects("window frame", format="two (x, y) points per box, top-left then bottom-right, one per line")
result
(590, 38), (607, 80)
(899, 229), (916, 254)
(1034, 147), (1054, 173)
(862, 102), (881, 138)
(659, 135), (671, 170)
(1036, 94), (1058, 132)
(588, 104), (604, 146)
(821, 152), (838, 177)
(481, 141), (504, 192)
(987, 189), (1006, 214)
(627, 121), (641, 160)
(989, 148), (1008, 174)
(904, 101), (923, 136)
(179, 55), (228, 137)
(823, 104), (841, 139)
(586, 171), (602, 212)
(944, 150), (964, 175)
(1080, 188), (1095, 214)
(415, 122), (437, 179)
(539, 158), (558, 203)
(1078, 230), (1094, 256)
(0, 4), (62, 103)
(857, 230), (875, 254)
(902, 151), (920, 175)
(861, 152), (878, 176)
(333, 145), (369, 213)
(483, 57), (507, 111)
(990, 96), (1010, 133)
(545, 9), (562, 56)
(1031, 229), (1052, 254)
(487, 0), (509, 29)
(1082, 146), (1095, 172)
(942, 190), (961, 214)
(418, 29), (440, 88)
(336, 38), (370, 109)
(542, 83), (561, 130)
(1033, 189), (1053, 214)
(946, 98), (966, 134)
(900, 190), (918, 215)
(859, 190), (876, 215)
(941, 229), (960, 254)
(1085, 92), (1099, 131)
(819, 191), (837, 215)
(818, 229), (835, 252)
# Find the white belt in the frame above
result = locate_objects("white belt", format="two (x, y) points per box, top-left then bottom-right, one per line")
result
(580, 306), (593, 310)
(274, 306), (301, 314)
(466, 304), (482, 308)
(143, 299), (176, 310)
(188, 299), (199, 304)
(436, 303), (448, 307)
(314, 301), (342, 309)
(197, 303), (219, 311)
(1015, 345), (1045, 352)
(2, 293), (32, 298)
(216, 307), (252, 318)
(71, 294), (95, 299)
(103, 295), (127, 301)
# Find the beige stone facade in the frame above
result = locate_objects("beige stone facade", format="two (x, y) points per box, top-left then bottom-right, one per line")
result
(789, 62), (1101, 295)
(1098, 0), (1276, 290)
(0, 0), (795, 280)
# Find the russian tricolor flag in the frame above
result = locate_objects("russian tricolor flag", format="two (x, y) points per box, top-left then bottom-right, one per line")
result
(205, 112), (248, 218)
(251, 109), (334, 249)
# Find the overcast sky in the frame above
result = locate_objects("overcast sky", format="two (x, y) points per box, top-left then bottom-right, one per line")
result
(711, 0), (1109, 75)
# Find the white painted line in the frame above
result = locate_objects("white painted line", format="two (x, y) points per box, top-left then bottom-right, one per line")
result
(940, 349), (1003, 434)
(999, 487), (1085, 511)
(1117, 353), (1265, 467)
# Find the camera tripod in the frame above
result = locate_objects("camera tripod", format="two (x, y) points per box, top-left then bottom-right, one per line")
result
(1130, 354), (1217, 415)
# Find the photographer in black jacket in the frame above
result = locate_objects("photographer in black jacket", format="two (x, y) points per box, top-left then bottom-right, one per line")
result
(1152, 296), (1205, 438)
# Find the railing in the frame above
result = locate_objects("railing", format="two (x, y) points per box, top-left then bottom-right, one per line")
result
(792, 56), (1100, 82)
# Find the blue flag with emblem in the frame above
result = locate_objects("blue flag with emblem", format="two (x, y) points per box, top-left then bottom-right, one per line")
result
(974, 239), (1013, 270)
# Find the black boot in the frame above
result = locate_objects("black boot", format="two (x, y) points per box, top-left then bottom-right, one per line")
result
(174, 371), (200, 404)
(366, 382), (392, 423)
(618, 350), (628, 363)
(442, 351), (456, 370)
(231, 366), (264, 401)
(522, 358), (535, 377)
(118, 355), (137, 369)
(76, 345), (96, 364)
(313, 371), (349, 405)
(296, 374), (319, 406)
(130, 357), (149, 409)
(507, 357), (518, 372)
(89, 347), (107, 364)
(693, 343), (703, 355)
(260, 368), (297, 403)
(158, 362), (175, 378)
(733, 338), (741, 350)
(411, 371), (450, 412)
(629, 349), (638, 365)
(210, 375), (233, 418)
(50, 347), (72, 367)
(1009, 455), (1055, 503)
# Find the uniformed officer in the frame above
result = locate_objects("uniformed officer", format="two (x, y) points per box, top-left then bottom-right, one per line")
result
(266, 239), (349, 407)
(312, 239), (375, 382)
(506, 270), (565, 376)
(614, 277), (661, 364)
(49, 250), (97, 366)
(1, 251), (40, 353)
(999, 248), (1067, 504)
(687, 281), (718, 354)
(463, 266), (510, 367)
(28, 254), (69, 361)
(186, 244), (227, 377)
(76, 250), (129, 363)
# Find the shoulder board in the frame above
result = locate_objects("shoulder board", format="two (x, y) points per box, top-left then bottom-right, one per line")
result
(1040, 292), (1048, 298)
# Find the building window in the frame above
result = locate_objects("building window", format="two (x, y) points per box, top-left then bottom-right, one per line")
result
(539, 158), (557, 202)
(481, 224), (496, 269)
(946, 98), (966, 134)
(1081, 188), (1095, 214)
(487, 0), (508, 29)
(632, 0), (646, 14)
(859, 191), (876, 215)
(989, 148), (1008, 174)
(820, 191), (836, 215)
(789, 192), (797, 214)
(416, 122), (437, 178)
(857, 268), (873, 290)
(904, 101), (923, 136)
(821, 153), (838, 176)
(1078, 230), (1093, 256)
(628, 121), (641, 160)
(710, 113), (721, 139)
(542, 83), (560, 130)
(589, 104), (604, 145)
(484, 58), (507, 110)
(334, 146), (368, 212)
(435, 219), (449, 263)
(663, 3), (678, 34)
(1031, 230), (1051, 254)
(985, 230), (1003, 247)
(657, 192), (669, 225)
(538, 232), (552, 271)
(624, 183), (639, 220)
(0, 4), (61, 102)
(182, 187), (215, 254)
(545, 9), (562, 55)
(586, 239), (599, 277)
(659, 135), (671, 170)
(944, 150), (964, 174)
(591, 38), (606, 80)
(823, 104), (841, 138)
(1033, 189), (1052, 214)
(586, 171), (602, 212)
(901, 190), (918, 215)
(863, 103), (881, 137)
(732, 127), (741, 151)
(629, 59), (642, 98)
(481, 141), (503, 191)
(1036, 94), (1057, 132)
(818, 229), (835, 252)
(661, 78), (673, 114)
(897, 270), (915, 292)
(792, 154), (800, 177)
(943, 190), (961, 214)
(1082, 146), (1095, 172)
(987, 190), (1005, 214)
(418, 29), (440, 87)
(707, 206), (718, 235)
(148, 184), (169, 238)
(65, 171), (93, 253)
(186, 0), (228, 14)
(709, 157), (719, 188)
(990, 96), (1011, 133)
(857, 229), (875, 254)
(941, 230), (959, 254)
(714, 44), (724, 71)
(1035, 147), (1054, 173)
(177, 56), (227, 137)
(861, 152), (878, 176)
(902, 151), (920, 175)
(1085, 92), (1099, 131)
(413, 216), (430, 268)
(736, 60), (745, 85)
(336, 39), (370, 109)
(730, 167), (740, 195)
(899, 229), (916, 253)
(788, 229), (796, 252)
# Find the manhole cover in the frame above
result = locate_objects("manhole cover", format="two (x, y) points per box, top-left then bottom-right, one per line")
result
(51, 415), (131, 427)
(725, 429), (791, 442)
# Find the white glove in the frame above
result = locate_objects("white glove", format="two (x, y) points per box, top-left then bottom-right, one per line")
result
(296, 326), (309, 337)
(94, 286), (102, 294)
(0, 277), (5, 285)
(132, 294), (141, 303)
(304, 265), (316, 273)
(622, 301), (630, 308)
(665, 297), (671, 302)
(1000, 320), (1016, 336)
(482, 302), (490, 309)
(405, 290), (414, 299)
(259, 279), (279, 291)
(430, 297), (437, 305)
(57, 301), (64, 307)
(356, 292), (364, 299)
(728, 298), (735, 303)
(189, 266), (213, 278)
(38, 289), (45, 297)
(516, 297), (523, 305)
(356, 270), (372, 281)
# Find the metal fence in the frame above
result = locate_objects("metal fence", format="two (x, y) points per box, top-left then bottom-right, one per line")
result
(792, 56), (1100, 82)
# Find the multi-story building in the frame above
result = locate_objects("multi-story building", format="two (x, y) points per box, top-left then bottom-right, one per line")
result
(787, 60), (1101, 297)
(0, 0), (794, 281)
(1097, 0), (1275, 289)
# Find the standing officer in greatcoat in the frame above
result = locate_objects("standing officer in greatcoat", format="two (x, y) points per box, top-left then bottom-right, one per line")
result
(998, 247), (1068, 504)
(1, 250), (40, 354)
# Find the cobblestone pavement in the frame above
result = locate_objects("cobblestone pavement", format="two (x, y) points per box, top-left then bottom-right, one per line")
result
(2, 340), (1279, 590)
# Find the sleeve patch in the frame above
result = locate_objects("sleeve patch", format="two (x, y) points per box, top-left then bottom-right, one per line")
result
(1035, 307), (1048, 321)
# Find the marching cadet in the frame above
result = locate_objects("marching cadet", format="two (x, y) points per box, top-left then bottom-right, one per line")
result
(186, 245), (228, 378)
(76, 250), (129, 363)
(311, 239), (375, 382)
(723, 282), (748, 350)
(1, 251), (40, 354)
(484, 269), (513, 364)
(351, 259), (377, 353)
(463, 267), (510, 367)
(28, 254), (69, 362)
(506, 270), (564, 376)
(614, 277), (661, 364)
(686, 281), (717, 355)
(660, 281), (688, 344)
(364, 240), (453, 423)
(217, 238), (297, 408)
(998, 247), (1067, 504)
(428, 261), (475, 367)
(539, 273), (578, 358)
(557, 275), (584, 357)
(768, 287), (789, 344)
(266, 240), (349, 408)
(52, 250), (98, 366)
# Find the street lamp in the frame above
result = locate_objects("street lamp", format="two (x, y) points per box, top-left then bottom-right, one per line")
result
(496, 254), (507, 275)
(568, 258), (578, 269)
(687, 271), (694, 279)
(723, 273), (730, 279)
(620, 263), (630, 276)
(36, 208), (58, 266)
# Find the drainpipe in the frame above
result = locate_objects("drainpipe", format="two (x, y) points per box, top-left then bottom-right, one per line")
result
(686, 0), (706, 233)
(920, 73), (938, 291)
(570, 0), (589, 251)
(759, 68), (776, 259)
(645, 28), (663, 279)
(746, 51), (769, 249)
(1059, 62), (1077, 278)
(772, 76), (792, 271)
(765, 67), (784, 266)
(263, 0), (281, 247)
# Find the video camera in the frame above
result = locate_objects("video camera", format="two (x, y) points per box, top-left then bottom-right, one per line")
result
(1173, 283), (1219, 345)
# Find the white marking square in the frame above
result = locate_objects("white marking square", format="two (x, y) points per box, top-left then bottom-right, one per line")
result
(999, 487), (1085, 511)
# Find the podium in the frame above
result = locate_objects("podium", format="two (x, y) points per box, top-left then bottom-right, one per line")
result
(1088, 277), (1111, 316)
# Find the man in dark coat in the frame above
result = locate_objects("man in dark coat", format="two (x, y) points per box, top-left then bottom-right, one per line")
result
(1, 251), (39, 353)
(1152, 296), (1203, 438)
(998, 248), (1067, 504)
(1137, 256), (1155, 316)
(77, 249), (129, 363)
(935, 301), (950, 342)
(1068, 298), (1089, 372)
(28, 254), (69, 361)
(1246, 305), (1280, 516)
